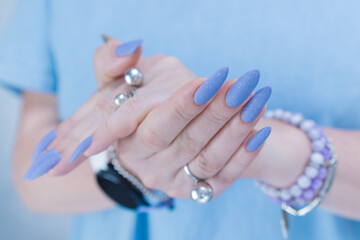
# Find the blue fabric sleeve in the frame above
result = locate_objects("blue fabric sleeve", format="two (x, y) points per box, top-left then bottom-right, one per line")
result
(0, 0), (56, 93)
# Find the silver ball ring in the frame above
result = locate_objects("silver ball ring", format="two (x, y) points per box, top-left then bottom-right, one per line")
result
(114, 68), (142, 106)
(124, 67), (143, 87)
(114, 93), (128, 106)
(183, 164), (214, 204)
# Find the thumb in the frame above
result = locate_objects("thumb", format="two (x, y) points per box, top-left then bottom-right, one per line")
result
(94, 37), (143, 88)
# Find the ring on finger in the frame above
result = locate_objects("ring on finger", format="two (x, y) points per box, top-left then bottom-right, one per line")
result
(113, 68), (142, 106)
(183, 164), (214, 204)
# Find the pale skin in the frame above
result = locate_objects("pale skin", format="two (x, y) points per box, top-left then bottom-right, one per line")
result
(13, 39), (360, 220)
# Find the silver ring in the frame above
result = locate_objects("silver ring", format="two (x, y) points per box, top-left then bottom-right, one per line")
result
(183, 164), (213, 204)
(114, 93), (128, 106)
(114, 67), (141, 106)
(183, 164), (201, 183)
(124, 68), (143, 87)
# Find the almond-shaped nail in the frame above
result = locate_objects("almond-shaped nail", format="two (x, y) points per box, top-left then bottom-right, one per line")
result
(247, 127), (272, 152)
(241, 86), (272, 123)
(69, 136), (93, 163)
(226, 69), (260, 108)
(24, 149), (61, 181)
(31, 129), (57, 161)
(115, 39), (143, 57)
(194, 67), (229, 105)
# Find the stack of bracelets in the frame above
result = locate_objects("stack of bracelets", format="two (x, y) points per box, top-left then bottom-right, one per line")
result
(257, 109), (337, 239)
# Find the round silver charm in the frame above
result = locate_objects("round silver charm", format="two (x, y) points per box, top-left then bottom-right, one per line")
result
(190, 181), (214, 204)
(124, 68), (143, 87)
(114, 93), (128, 106)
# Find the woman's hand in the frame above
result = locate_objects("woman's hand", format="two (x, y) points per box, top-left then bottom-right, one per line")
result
(24, 39), (197, 179)
(91, 67), (272, 199)
(24, 38), (272, 202)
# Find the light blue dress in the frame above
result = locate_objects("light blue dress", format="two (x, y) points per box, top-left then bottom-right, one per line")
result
(1, 0), (360, 239)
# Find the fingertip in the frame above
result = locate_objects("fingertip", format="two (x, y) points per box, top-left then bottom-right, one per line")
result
(246, 127), (272, 152)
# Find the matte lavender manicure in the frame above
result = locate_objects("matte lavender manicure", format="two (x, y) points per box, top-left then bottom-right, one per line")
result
(69, 136), (93, 163)
(226, 69), (260, 108)
(115, 39), (143, 57)
(31, 129), (57, 161)
(194, 67), (229, 105)
(247, 127), (271, 152)
(241, 86), (272, 123)
(23, 149), (61, 181)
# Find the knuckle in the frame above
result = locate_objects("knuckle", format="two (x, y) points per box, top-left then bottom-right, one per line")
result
(139, 125), (168, 149)
(120, 97), (140, 114)
(205, 108), (229, 126)
(147, 54), (166, 67)
(172, 99), (194, 122)
(151, 53), (166, 60)
(162, 56), (181, 65)
(197, 153), (223, 176)
(173, 132), (201, 159)
(62, 132), (81, 148)
(95, 97), (115, 116)
(58, 118), (74, 135)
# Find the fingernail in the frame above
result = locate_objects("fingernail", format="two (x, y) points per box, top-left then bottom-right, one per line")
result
(69, 136), (93, 163)
(241, 86), (272, 123)
(226, 69), (260, 108)
(115, 39), (143, 57)
(31, 129), (57, 161)
(194, 67), (229, 105)
(23, 149), (61, 181)
(247, 127), (272, 152)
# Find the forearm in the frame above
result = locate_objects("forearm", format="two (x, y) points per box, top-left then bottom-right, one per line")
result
(13, 92), (115, 214)
(248, 119), (360, 220)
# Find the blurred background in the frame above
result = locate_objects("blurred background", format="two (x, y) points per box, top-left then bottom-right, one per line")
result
(0, 0), (70, 239)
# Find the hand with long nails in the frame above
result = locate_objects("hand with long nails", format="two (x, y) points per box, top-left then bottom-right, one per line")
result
(25, 38), (272, 202)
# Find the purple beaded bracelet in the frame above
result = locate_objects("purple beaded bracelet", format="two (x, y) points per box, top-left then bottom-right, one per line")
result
(258, 109), (337, 238)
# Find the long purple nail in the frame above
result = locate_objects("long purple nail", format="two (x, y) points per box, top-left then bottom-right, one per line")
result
(23, 149), (61, 181)
(247, 127), (271, 152)
(241, 86), (272, 123)
(31, 130), (57, 161)
(69, 136), (93, 163)
(226, 69), (260, 108)
(115, 39), (143, 57)
(194, 67), (229, 105)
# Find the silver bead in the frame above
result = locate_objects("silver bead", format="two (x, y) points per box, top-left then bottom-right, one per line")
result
(300, 120), (315, 132)
(274, 109), (285, 119)
(297, 175), (311, 189)
(290, 113), (304, 126)
(312, 140), (325, 152)
(289, 184), (303, 197)
(282, 111), (293, 122)
(114, 93), (128, 106)
(124, 68), (143, 87)
(280, 189), (292, 201)
(190, 181), (213, 204)
(305, 166), (319, 179)
(310, 152), (325, 165)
